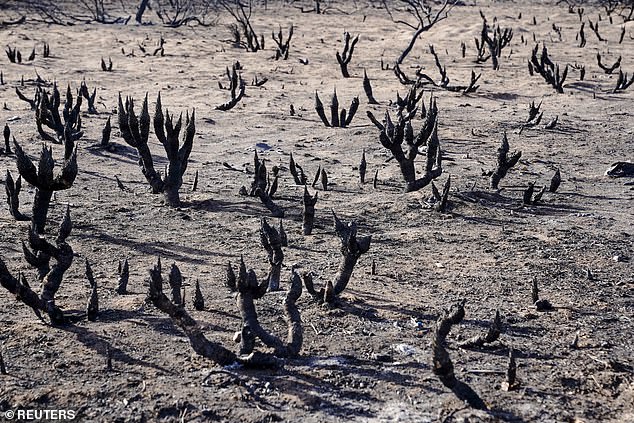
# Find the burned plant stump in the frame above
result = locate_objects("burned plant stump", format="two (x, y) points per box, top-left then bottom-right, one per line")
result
(148, 256), (303, 366)
(432, 301), (465, 388)
(118, 93), (195, 207)
(148, 257), (236, 365)
(227, 258), (303, 360)
(336, 32), (359, 78)
(116, 259), (129, 295)
(367, 97), (443, 192)
(5, 46), (22, 63)
(260, 218), (284, 291)
(79, 81), (98, 114)
(101, 57), (113, 72)
(272, 25), (293, 60)
(459, 310), (501, 349)
(36, 83), (83, 143)
(363, 70), (379, 104)
(1, 207), (73, 324)
(3, 124), (11, 155)
(193, 280), (204, 311)
(529, 44), (568, 93)
(5, 170), (28, 221)
(302, 187), (318, 235)
(549, 169), (561, 192)
(14, 138), (77, 234)
(490, 132), (521, 190)
(216, 64), (246, 111)
(315, 90), (359, 128)
(243, 152), (284, 217)
(302, 212), (371, 305)
(430, 175), (451, 212)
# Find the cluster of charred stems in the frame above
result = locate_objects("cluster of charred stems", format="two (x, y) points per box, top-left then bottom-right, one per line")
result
(100, 57), (113, 71)
(241, 151), (284, 217)
(0, 206), (73, 325)
(302, 212), (371, 305)
(5, 45), (43, 63)
(613, 70), (634, 93)
(222, 0), (264, 52)
(490, 132), (521, 190)
(522, 168), (561, 205)
(336, 32), (359, 78)
(117, 92), (195, 207)
(260, 217), (287, 291)
(15, 83), (84, 144)
(474, 13), (513, 70)
(272, 25), (293, 60)
(12, 134), (77, 233)
(315, 90), (359, 128)
(528, 44), (568, 93)
(148, 254), (302, 367)
(432, 302), (516, 403)
(217, 64), (245, 111)
(367, 94), (443, 193)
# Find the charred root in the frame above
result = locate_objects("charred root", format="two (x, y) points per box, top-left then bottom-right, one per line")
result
(474, 13), (513, 70)
(289, 152), (308, 185)
(430, 175), (451, 212)
(244, 152), (284, 217)
(35, 83), (84, 143)
(193, 280), (205, 311)
(227, 258), (303, 359)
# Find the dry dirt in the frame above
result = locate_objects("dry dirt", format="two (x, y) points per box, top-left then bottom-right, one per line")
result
(0, 1), (633, 422)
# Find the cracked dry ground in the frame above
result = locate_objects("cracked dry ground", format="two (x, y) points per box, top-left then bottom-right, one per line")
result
(0, 1), (633, 422)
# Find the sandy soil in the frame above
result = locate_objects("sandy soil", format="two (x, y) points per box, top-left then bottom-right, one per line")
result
(0, 0), (633, 421)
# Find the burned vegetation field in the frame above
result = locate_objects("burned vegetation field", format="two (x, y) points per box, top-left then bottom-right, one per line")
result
(1, 0), (633, 421)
